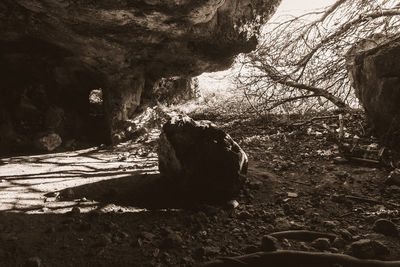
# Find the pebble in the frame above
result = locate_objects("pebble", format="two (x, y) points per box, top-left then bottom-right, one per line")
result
(274, 217), (291, 231)
(348, 239), (389, 259)
(332, 237), (346, 249)
(161, 232), (184, 248)
(237, 211), (252, 220)
(261, 235), (279, 252)
(226, 200), (239, 209)
(338, 229), (352, 240)
(323, 220), (339, 228)
(248, 179), (263, 190)
(25, 257), (41, 267)
(372, 219), (398, 237)
(202, 246), (221, 255)
(141, 231), (156, 241)
(310, 238), (331, 251)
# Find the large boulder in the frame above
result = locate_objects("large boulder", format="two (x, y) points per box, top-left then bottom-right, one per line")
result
(347, 34), (400, 150)
(0, 0), (281, 146)
(158, 115), (248, 201)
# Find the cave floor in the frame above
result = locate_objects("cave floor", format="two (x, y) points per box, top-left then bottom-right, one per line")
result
(0, 110), (399, 266)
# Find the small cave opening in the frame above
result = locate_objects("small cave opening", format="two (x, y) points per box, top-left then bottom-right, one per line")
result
(0, 36), (109, 155)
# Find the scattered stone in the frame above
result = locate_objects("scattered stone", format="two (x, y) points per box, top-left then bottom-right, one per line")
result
(152, 248), (160, 257)
(112, 231), (129, 243)
(158, 115), (248, 201)
(323, 220), (339, 229)
(348, 239), (390, 259)
(287, 192), (298, 198)
(372, 219), (398, 237)
(248, 179), (263, 190)
(329, 247), (339, 253)
(274, 217), (291, 231)
(79, 197), (88, 202)
(25, 257), (41, 267)
(311, 238), (331, 251)
(299, 242), (312, 251)
(34, 132), (62, 151)
(338, 229), (353, 240)
(132, 238), (143, 248)
(40, 207), (50, 213)
(161, 232), (184, 249)
(226, 200), (239, 209)
(141, 231), (156, 241)
(261, 235), (279, 252)
(67, 207), (81, 216)
(332, 237), (346, 249)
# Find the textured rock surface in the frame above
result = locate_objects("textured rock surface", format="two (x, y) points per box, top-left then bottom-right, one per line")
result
(158, 115), (248, 201)
(146, 77), (199, 105)
(0, 0), (281, 147)
(347, 34), (400, 150)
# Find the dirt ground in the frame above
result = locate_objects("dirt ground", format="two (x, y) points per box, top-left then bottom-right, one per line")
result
(0, 110), (399, 266)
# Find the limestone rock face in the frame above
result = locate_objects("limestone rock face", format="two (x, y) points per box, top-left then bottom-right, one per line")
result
(347, 35), (400, 150)
(158, 115), (248, 201)
(0, 0), (281, 146)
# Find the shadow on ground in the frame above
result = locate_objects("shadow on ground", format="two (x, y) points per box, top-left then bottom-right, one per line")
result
(58, 172), (199, 209)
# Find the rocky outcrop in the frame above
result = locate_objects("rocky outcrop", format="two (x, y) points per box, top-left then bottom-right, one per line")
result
(158, 115), (248, 201)
(146, 77), (199, 105)
(0, 0), (281, 149)
(347, 34), (400, 151)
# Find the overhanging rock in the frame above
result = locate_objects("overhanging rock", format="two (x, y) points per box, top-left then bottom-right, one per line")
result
(0, 0), (281, 148)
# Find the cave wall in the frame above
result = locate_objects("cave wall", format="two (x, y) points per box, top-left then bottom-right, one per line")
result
(348, 34), (400, 151)
(0, 0), (281, 148)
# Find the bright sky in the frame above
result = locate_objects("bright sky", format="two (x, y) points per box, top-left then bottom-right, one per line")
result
(198, 0), (337, 90)
(276, 0), (336, 16)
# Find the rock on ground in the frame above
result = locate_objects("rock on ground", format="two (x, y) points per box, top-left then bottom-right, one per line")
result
(158, 115), (248, 201)
(34, 132), (62, 151)
(347, 34), (400, 150)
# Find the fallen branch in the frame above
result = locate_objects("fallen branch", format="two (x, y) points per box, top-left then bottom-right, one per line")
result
(332, 194), (400, 208)
(293, 115), (339, 126)
(349, 157), (381, 164)
(268, 230), (336, 242)
(200, 250), (400, 267)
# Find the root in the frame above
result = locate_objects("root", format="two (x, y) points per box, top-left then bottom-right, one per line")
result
(200, 250), (400, 267)
(268, 230), (337, 242)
